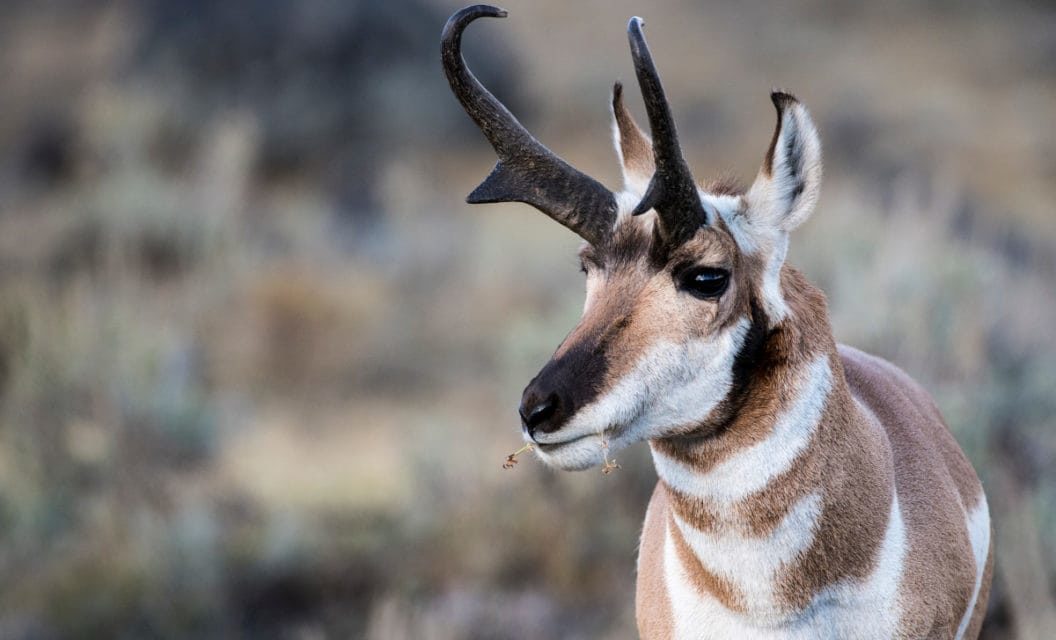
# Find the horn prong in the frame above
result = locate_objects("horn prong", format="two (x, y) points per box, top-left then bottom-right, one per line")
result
(442, 5), (616, 247)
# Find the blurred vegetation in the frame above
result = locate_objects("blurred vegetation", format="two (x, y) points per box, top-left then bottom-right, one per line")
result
(0, 0), (1053, 638)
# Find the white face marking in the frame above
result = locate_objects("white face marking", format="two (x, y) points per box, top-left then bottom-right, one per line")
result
(651, 354), (833, 504)
(955, 494), (991, 640)
(758, 232), (790, 322)
(673, 492), (823, 621)
(611, 191), (657, 237)
(664, 489), (906, 638)
(700, 191), (746, 247)
(613, 190), (645, 224)
(703, 189), (791, 325)
(581, 265), (604, 314)
(532, 319), (750, 471)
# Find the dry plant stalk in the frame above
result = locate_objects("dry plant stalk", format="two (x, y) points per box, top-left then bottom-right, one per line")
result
(503, 442), (534, 469)
(601, 439), (620, 475)
(502, 440), (619, 474)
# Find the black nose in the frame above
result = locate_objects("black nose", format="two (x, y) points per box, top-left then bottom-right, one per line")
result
(519, 392), (560, 438)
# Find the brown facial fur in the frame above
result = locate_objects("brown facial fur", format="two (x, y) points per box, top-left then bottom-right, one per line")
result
(565, 218), (753, 409)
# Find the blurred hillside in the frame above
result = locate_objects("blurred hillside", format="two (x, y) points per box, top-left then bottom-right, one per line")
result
(0, 0), (1054, 638)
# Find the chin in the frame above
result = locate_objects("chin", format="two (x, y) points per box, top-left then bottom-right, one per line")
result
(533, 430), (632, 471)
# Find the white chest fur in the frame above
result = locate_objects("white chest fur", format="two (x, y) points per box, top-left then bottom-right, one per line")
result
(662, 489), (906, 639)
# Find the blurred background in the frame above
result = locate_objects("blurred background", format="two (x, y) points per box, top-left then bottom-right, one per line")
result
(0, 0), (1053, 638)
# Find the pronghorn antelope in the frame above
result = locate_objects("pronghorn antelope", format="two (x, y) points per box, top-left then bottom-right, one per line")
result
(443, 5), (992, 638)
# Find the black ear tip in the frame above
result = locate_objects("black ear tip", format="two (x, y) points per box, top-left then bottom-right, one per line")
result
(613, 81), (624, 103)
(770, 90), (798, 111)
(628, 16), (645, 33)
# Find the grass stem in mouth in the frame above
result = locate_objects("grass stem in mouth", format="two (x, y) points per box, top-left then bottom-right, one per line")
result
(601, 439), (620, 475)
(502, 442), (535, 469)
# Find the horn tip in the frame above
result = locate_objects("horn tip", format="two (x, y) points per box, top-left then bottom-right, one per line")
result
(631, 178), (664, 218)
(471, 4), (507, 19)
(466, 162), (516, 204)
(466, 187), (498, 205)
(466, 179), (494, 204)
(631, 186), (656, 216)
(448, 5), (508, 26)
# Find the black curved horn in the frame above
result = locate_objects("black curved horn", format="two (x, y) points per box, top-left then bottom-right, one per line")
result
(627, 17), (707, 244)
(442, 5), (617, 247)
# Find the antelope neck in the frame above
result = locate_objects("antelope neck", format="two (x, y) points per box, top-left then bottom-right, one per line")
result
(647, 296), (894, 620)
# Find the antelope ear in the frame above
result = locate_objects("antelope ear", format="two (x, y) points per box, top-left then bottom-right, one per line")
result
(611, 82), (655, 197)
(746, 91), (822, 232)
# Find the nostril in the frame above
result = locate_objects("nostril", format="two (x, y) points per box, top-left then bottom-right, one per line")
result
(528, 396), (557, 425)
(521, 393), (559, 434)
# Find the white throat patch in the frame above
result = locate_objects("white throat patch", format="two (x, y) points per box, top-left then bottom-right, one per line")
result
(651, 354), (834, 505)
(578, 318), (749, 440)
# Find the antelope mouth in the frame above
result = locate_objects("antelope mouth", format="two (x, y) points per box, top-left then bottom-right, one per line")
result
(530, 424), (628, 472)
(535, 433), (596, 451)
(533, 424), (622, 451)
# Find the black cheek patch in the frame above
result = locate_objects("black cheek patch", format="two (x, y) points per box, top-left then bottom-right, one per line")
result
(727, 297), (773, 408)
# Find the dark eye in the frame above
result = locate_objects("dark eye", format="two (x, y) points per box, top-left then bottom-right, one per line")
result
(678, 267), (729, 299)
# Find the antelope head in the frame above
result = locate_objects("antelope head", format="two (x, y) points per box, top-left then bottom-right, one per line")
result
(443, 6), (822, 470)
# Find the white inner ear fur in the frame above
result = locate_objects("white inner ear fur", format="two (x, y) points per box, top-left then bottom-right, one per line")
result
(612, 120), (652, 198)
(747, 99), (822, 234)
(610, 101), (655, 232)
(610, 90), (654, 200)
(701, 190), (792, 323)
